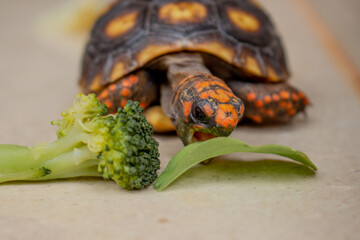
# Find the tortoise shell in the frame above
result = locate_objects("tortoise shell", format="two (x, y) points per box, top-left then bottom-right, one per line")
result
(80, 0), (289, 93)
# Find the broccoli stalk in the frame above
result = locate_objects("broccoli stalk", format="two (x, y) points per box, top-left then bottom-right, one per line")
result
(0, 93), (160, 190)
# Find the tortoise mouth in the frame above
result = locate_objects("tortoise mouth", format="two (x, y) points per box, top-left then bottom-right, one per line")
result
(178, 122), (235, 145)
(181, 127), (218, 145)
(192, 131), (217, 143)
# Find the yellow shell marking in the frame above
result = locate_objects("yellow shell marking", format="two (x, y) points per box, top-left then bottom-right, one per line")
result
(88, 73), (102, 92)
(110, 62), (126, 82)
(137, 43), (183, 65)
(227, 8), (260, 32)
(267, 66), (281, 82)
(105, 11), (138, 38)
(159, 2), (207, 24)
(186, 41), (234, 63)
(245, 56), (262, 76)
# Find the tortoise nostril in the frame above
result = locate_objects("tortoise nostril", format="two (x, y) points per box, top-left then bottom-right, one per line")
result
(225, 111), (234, 117)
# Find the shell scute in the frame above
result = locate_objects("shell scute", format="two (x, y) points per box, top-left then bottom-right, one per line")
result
(150, 0), (217, 35)
(81, 0), (290, 92)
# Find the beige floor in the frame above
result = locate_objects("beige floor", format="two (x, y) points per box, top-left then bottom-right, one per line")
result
(0, 0), (359, 239)
(311, 0), (360, 72)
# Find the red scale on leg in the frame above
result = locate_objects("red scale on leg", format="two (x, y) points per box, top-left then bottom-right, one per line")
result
(97, 71), (158, 113)
(228, 81), (310, 124)
(98, 79), (133, 112)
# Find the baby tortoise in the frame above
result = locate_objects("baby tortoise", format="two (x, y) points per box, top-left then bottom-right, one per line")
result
(80, 0), (309, 145)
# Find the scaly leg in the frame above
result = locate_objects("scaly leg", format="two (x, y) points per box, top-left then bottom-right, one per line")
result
(97, 70), (158, 113)
(228, 81), (310, 124)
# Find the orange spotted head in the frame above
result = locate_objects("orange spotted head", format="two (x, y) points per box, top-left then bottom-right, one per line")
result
(170, 74), (244, 145)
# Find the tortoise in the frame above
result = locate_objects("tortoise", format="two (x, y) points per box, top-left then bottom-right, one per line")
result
(80, 0), (309, 145)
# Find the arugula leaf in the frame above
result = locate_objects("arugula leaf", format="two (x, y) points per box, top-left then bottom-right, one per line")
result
(154, 137), (317, 191)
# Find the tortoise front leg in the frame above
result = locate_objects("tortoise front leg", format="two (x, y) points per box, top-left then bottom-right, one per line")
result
(97, 70), (176, 132)
(228, 81), (310, 124)
(97, 70), (158, 113)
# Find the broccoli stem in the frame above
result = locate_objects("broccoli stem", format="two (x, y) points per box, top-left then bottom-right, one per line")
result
(31, 120), (88, 162)
(0, 122), (101, 184)
(40, 146), (100, 180)
(0, 144), (41, 182)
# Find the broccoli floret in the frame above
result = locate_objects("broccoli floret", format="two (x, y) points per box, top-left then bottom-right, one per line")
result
(0, 93), (160, 190)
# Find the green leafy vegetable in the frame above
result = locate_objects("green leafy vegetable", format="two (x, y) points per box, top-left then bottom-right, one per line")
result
(154, 137), (316, 191)
(0, 93), (160, 190)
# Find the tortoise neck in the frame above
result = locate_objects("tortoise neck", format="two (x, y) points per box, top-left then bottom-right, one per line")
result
(162, 53), (212, 90)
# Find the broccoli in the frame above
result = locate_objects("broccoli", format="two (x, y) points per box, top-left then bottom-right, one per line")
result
(0, 93), (160, 190)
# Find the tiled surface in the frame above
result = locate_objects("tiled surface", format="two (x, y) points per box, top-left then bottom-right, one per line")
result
(0, 0), (359, 239)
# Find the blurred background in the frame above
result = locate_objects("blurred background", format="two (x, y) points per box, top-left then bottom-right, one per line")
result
(310, 0), (360, 72)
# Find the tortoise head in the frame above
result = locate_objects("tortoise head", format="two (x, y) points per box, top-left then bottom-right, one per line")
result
(170, 74), (245, 145)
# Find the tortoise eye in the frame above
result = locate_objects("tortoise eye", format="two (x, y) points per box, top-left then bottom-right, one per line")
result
(193, 106), (206, 120)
